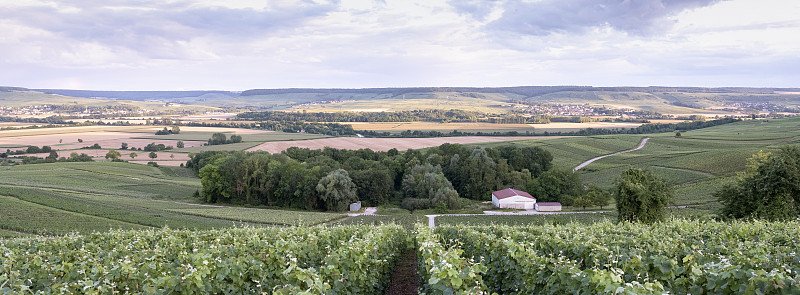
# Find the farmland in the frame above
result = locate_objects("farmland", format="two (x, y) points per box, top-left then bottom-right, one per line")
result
(246, 136), (549, 153)
(4, 220), (797, 294)
(425, 220), (800, 294)
(0, 162), (346, 235)
(345, 121), (651, 134)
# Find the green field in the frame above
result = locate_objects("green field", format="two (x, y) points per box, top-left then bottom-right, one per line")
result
(469, 117), (800, 216)
(4, 116), (800, 235)
(167, 207), (345, 226)
(0, 162), (347, 235)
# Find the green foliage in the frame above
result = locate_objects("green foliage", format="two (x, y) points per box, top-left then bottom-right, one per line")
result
(586, 184), (612, 209)
(104, 149), (121, 160)
(191, 144), (548, 211)
(0, 194), (149, 235)
(614, 167), (672, 223)
(0, 225), (407, 294)
(316, 169), (358, 212)
(526, 168), (584, 205)
(176, 140), (185, 148)
(718, 146), (800, 220)
(402, 163), (461, 210)
(434, 220), (800, 294)
(416, 225), (490, 295)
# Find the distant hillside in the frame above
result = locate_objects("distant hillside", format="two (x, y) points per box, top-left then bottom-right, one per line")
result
(34, 89), (239, 101)
(4, 86), (800, 115)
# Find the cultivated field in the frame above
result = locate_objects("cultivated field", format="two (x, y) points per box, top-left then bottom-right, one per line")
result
(246, 136), (552, 153)
(0, 162), (346, 235)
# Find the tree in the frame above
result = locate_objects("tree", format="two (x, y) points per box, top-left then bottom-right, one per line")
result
(316, 169), (358, 212)
(105, 149), (121, 160)
(586, 185), (611, 209)
(614, 167), (672, 223)
(526, 168), (584, 205)
(46, 151), (59, 162)
(77, 138), (83, 143)
(675, 131), (681, 137)
(121, 142), (128, 150)
(129, 152), (138, 159)
(176, 141), (185, 148)
(717, 146), (800, 220)
(208, 133), (227, 145)
(148, 152), (158, 159)
(572, 196), (593, 210)
(230, 134), (242, 143)
(171, 125), (181, 134)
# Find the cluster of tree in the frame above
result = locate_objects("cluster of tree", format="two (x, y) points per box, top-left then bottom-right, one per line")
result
(154, 126), (181, 135)
(187, 143), (557, 212)
(3, 146), (53, 156)
(19, 152), (94, 164)
(80, 143), (102, 149)
(717, 147), (800, 220)
(0, 116), (76, 124)
(526, 168), (612, 208)
(143, 142), (173, 152)
(207, 133), (242, 145)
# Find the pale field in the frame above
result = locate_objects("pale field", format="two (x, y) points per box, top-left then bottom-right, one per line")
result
(0, 125), (270, 150)
(21, 150), (191, 161)
(246, 136), (560, 153)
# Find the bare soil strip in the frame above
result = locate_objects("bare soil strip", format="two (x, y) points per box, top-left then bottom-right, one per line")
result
(384, 248), (420, 295)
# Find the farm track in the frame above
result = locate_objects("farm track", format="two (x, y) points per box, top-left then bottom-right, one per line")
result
(573, 137), (650, 172)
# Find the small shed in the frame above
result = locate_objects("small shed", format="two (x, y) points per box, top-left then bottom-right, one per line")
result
(492, 188), (536, 210)
(349, 201), (362, 212)
(535, 202), (562, 212)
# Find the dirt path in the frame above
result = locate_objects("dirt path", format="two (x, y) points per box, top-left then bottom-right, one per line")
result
(573, 137), (650, 172)
(383, 248), (419, 295)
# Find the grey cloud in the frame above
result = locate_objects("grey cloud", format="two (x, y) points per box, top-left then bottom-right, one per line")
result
(0, 1), (339, 59)
(455, 0), (726, 36)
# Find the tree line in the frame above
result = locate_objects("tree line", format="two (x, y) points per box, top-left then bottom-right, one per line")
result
(187, 144), (555, 212)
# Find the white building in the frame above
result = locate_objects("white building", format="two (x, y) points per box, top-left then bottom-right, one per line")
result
(535, 202), (562, 212)
(491, 188), (536, 210)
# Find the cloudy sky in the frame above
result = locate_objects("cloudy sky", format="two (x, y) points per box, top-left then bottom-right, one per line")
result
(0, 0), (798, 90)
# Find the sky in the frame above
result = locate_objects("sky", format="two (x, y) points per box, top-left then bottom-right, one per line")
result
(0, 0), (798, 90)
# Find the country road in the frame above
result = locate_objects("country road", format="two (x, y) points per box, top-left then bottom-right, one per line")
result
(573, 137), (650, 172)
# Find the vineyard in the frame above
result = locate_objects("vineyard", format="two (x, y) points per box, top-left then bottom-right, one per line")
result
(0, 225), (407, 294)
(3, 220), (800, 294)
(423, 220), (800, 294)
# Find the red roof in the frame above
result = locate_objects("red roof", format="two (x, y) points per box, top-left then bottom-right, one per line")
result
(537, 202), (562, 206)
(492, 188), (535, 200)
